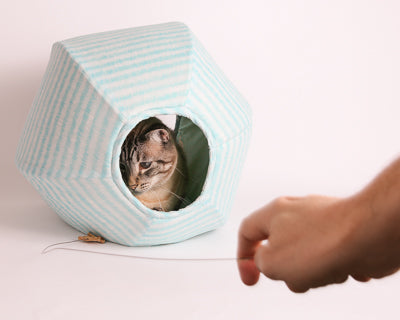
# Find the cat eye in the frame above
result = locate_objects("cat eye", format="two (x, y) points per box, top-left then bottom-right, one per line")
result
(140, 161), (152, 169)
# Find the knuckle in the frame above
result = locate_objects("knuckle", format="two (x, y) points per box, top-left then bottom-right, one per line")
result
(284, 275), (314, 293)
(272, 196), (290, 209)
(334, 274), (349, 284)
(238, 217), (251, 236)
(286, 282), (309, 293)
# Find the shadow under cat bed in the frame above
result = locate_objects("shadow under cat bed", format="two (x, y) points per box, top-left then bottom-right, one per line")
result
(119, 115), (210, 212)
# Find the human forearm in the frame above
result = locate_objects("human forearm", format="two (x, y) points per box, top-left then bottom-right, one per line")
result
(237, 157), (400, 292)
(357, 156), (400, 226)
(343, 157), (400, 279)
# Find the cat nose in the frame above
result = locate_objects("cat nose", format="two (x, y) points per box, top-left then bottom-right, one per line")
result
(129, 177), (138, 188)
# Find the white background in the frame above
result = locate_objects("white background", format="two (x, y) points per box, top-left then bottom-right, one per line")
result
(1, 1), (400, 319)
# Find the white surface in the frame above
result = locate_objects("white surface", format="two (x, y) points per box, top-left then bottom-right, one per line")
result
(2, 1), (400, 319)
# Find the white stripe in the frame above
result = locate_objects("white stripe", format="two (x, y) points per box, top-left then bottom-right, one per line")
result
(140, 207), (219, 243)
(31, 52), (78, 176)
(110, 70), (189, 101)
(73, 99), (111, 177)
(61, 84), (96, 177)
(48, 176), (140, 244)
(16, 44), (62, 167)
(53, 179), (129, 244)
(94, 55), (191, 86)
(117, 83), (188, 110)
(67, 25), (188, 57)
(100, 178), (149, 237)
(22, 46), (69, 175)
(93, 106), (122, 178)
(143, 200), (214, 234)
(74, 34), (191, 69)
(217, 135), (244, 218)
(193, 51), (247, 132)
(46, 71), (87, 177)
(80, 39), (191, 72)
(193, 41), (251, 126)
(43, 72), (87, 177)
(188, 86), (227, 142)
(65, 23), (185, 51)
(29, 177), (86, 232)
(75, 179), (139, 244)
(192, 34), (252, 124)
(68, 94), (105, 177)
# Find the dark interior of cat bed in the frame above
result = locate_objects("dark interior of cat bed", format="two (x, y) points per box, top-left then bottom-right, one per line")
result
(119, 115), (210, 212)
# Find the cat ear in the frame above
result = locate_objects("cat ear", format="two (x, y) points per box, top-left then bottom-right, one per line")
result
(149, 129), (170, 143)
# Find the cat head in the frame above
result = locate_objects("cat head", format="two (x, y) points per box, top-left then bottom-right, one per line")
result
(120, 117), (178, 194)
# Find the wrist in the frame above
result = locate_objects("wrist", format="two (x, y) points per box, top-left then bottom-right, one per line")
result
(339, 190), (400, 276)
(326, 195), (372, 274)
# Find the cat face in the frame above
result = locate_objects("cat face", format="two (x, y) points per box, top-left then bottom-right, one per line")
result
(120, 118), (178, 195)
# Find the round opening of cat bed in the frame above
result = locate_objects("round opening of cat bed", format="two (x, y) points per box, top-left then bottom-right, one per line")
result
(119, 115), (210, 212)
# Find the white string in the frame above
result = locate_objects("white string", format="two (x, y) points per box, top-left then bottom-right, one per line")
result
(42, 240), (81, 254)
(41, 239), (250, 262)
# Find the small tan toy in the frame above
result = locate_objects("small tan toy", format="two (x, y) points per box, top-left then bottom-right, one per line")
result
(78, 232), (106, 244)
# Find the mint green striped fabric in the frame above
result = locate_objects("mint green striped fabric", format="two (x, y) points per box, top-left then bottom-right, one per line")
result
(15, 22), (252, 246)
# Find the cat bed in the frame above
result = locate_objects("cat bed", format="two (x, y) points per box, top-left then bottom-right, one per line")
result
(15, 22), (252, 246)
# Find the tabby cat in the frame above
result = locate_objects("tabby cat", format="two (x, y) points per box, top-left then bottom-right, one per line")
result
(120, 117), (187, 212)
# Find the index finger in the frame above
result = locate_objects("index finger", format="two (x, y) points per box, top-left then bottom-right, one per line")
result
(237, 204), (272, 285)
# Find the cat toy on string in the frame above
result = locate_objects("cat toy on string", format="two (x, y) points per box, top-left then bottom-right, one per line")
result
(41, 232), (252, 262)
(16, 22), (252, 247)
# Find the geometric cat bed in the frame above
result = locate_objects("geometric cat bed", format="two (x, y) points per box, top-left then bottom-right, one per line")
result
(15, 22), (252, 246)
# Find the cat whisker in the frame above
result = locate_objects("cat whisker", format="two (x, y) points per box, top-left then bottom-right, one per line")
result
(174, 166), (203, 185)
(174, 167), (186, 178)
(120, 117), (190, 212)
(157, 186), (191, 205)
(150, 189), (165, 212)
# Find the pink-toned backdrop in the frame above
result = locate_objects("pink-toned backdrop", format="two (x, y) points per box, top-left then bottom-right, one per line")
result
(1, 1), (400, 319)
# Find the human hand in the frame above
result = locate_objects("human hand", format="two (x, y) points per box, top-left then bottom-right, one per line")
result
(237, 195), (399, 292)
